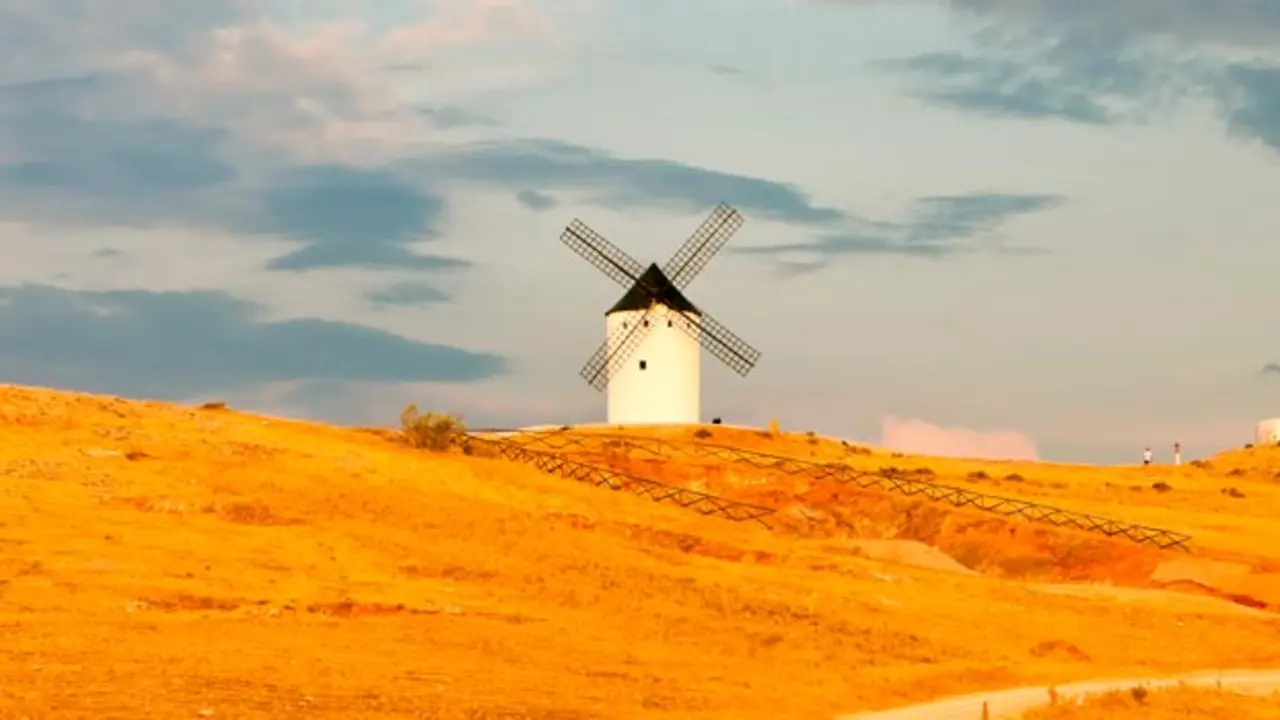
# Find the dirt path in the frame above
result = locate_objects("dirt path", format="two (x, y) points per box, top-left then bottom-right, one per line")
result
(834, 668), (1280, 720)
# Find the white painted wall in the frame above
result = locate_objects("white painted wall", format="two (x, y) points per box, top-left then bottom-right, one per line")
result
(1256, 418), (1280, 445)
(605, 304), (701, 424)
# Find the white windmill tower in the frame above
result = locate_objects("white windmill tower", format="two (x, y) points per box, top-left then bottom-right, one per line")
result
(559, 203), (762, 425)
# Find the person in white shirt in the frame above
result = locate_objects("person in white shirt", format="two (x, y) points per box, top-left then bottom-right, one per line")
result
(1143, 447), (1153, 466)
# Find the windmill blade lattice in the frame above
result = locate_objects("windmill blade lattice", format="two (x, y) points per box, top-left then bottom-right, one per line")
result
(579, 305), (660, 390)
(670, 309), (760, 376)
(561, 219), (645, 289)
(662, 203), (744, 290)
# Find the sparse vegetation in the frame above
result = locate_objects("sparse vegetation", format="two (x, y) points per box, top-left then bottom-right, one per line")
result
(1020, 684), (1280, 719)
(399, 403), (466, 451)
(8, 384), (1280, 719)
(1005, 473), (1025, 482)
(1152, 481), (1172, 492)
(694, 428), (713, 439)
(968, 470), (990, 480)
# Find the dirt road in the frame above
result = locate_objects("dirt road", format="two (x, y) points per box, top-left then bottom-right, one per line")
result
(834, 668), (1280, 720)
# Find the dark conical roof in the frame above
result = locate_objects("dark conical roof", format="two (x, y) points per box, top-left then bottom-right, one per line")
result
(606, 263), (701, 316)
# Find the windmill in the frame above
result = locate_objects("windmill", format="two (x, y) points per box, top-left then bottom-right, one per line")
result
(560, 202), (761, 425)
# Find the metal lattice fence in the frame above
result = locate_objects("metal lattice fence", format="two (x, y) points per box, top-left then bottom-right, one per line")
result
(463, 435), (775, 526)
(476, 430), (1192, 551)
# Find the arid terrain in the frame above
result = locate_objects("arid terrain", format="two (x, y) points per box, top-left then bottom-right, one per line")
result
(2, 384), (1279, 719)
(1020, 684), (1280, 719)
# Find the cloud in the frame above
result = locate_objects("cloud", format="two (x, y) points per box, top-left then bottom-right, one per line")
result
(867, 1), (1280, 149)
(880, 415), (1039, 461)
(0, 0), (576, 246)
(1262, 362), (1280, 376)
(0, 284), (505, 400)
(0, 75), (243, 226)
(365, 280), (451, 307)
(945, 1), (1280, 48)
(877, 35), (1192, 126)
(253, 164), (468, 271)
(428, 139), (845, 223)
(882, 51), (1120, 124)
(419, 105), (501, 129)
(515, 189), (557, 211)
(709, 64), (745, 77)
(1221, 64), (1280, 152)
(733, 192), (1061, 272)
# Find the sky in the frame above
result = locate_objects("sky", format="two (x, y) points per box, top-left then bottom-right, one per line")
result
(1, 0), (1278, 464)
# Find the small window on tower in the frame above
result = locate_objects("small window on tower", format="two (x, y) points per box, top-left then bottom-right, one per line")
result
(638, 360), (647, 370)
(666, 319), (673, 327)
(643, 319), (649, 327)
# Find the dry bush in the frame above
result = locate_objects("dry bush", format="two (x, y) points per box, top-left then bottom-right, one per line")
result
(840, 440), (872, 456)
(968, 470), (990, 480)
(694, 428), (713, 439)
(400, 404), (466, 451)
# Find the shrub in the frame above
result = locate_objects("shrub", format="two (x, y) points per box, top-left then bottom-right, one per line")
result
(842, 442), (872, 456)
(1004, 473), (1024, 482)
(968, 470), (990, 480)
(693, 428), (713, 439)
(1151, 481), (1172, 492)
(399, 404), (466, 451)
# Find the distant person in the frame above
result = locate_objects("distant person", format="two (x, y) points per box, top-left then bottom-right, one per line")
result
(1173, 442), (1181, 465)
(1143, 447), (1152, 466)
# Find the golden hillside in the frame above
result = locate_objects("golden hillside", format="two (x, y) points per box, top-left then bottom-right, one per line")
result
(2, 384), (1279, 719)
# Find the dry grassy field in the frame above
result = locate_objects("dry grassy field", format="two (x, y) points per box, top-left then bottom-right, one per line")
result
(1020, 685), (1280, 719)
(2, 384), (1279, 719)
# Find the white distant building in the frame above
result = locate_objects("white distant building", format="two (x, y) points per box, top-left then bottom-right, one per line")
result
(1256, 418), (1280, 445)
(604, 267), (702, 424)
(558, 203), (762, 427)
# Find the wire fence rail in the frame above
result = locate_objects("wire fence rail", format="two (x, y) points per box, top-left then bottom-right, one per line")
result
(462, 435), (776, 526)
(475, 430), (1193, 551)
